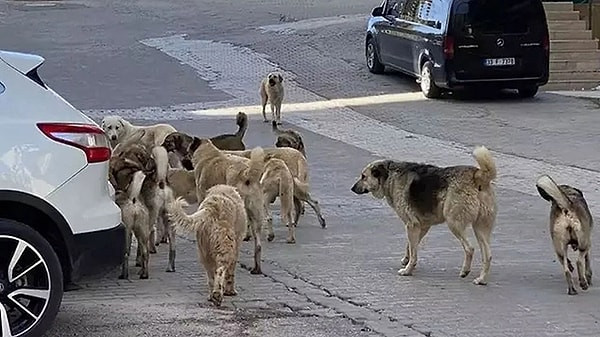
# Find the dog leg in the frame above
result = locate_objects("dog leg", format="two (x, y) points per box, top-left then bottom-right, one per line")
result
(557, 249), (577, 295)
(243, 221), (253, 241)
(284, 202), (296, 244)
(119, 229), (132, 280)
(224, 261), (238, 296)
(585, 250), (592, 286)
(295, 189), (326, 228)
(472, 217), (494, 285)
(577, 249), (589, 291)
(210, 265), (226, 307)
(148, 206), (159, 254)
(270, 102), (276, 123)
(448, 223), (475, 278)
(166, 220), (176, 273)
(133, 225), (149, 279)
(401, 226), (430, 266)
(135, 241), (142, 267)
(248, 207), (263, 275)
(398, 224), (421, 276)
(261, 91), (269, 122)
(275, 102), (282, 125)
(264, 202), (275, 242)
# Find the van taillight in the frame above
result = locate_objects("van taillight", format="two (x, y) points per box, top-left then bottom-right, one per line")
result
(37, 123), (112, 163)
(443, 36), (455, 59)
(543, 35), (550, 54)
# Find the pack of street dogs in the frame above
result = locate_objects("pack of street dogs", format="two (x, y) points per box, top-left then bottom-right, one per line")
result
(103, 72), (593, 306)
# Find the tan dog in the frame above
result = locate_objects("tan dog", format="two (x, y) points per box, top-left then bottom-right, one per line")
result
(225, 147), (326, 229)
(114, 171), (150, 280)
(168, 185), (247, 306)
(536, 175), (593, 295)
(260, 72), (284, 124)
(260, 158), (296, 243)
(351, 146), (497, 285)
(167, 168), (197, 204)
(272, 121), (306, 157)
(186, 138), (266, 275)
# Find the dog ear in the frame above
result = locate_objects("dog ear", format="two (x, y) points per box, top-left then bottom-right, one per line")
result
(278, 74), (283, 82)
(371, 162), (389, 181)
(123, 158), (143, 171)
(188, 137), (203, 153)
(573, 187), (584, 197)
(118, 119), (124, 129)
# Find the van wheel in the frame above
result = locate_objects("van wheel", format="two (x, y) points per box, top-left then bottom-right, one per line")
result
(517, 86), (538, 98)
(420, 61), (442, 99)
(0, 219), (64, 337)
(366, 38), (385, 74)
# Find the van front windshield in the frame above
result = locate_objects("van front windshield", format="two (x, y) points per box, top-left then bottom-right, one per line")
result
(459, 0), (544, 35)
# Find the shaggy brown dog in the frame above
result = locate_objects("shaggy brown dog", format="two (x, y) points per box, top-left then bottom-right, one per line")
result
(109, 143), (176, 272)
(272, 121), (306, 157)
(162, 112), (249, 155)
(536, 175), (593, 295)
(260, 72), (284, 124)
(260, 158), (297, 243)
(168, 185), (247, 306)
(187, 138), (266, 275)
(225, 148), (326, 229)
(351, 146), (497, 285)
(114, 171), (150, 280)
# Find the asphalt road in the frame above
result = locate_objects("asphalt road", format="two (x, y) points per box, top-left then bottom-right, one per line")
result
(2, 0), (600, 336)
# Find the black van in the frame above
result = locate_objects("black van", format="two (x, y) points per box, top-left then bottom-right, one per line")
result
(365, 0), (550, 98)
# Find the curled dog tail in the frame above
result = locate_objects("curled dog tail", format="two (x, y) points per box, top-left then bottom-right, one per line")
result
(473, 146), (497, 187)
(536, 175), (571, 211)
(235, 112), (248, 139)
(247, 147), (266, 184)
(129, 171), (146, 203)
(167, 197), (200, 234)
(152, 146), (169, 189)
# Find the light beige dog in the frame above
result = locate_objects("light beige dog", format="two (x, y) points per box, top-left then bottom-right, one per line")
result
(225, 147), (326, 229)
(186, 138), (266, 275)
(536, 175), (593, 295)
(114, 171), (150, 280)
(260, 158), (297, 243)
(351, 146), (497, 285)
(260, 72), (284, 124)
(168, 185), (247, 306)
(167, 168), (197, 204)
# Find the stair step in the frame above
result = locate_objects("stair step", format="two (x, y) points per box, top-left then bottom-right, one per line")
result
(550, 70), (600, 81)
(550, 30), (593, 40)
(542, 79), (600, 91)
(548, 21), (587, 31)
(550, 50), (600, 60)
(543, 2), (574, 12)
(551, 59), (600, 71)
(550, 40), (599, 50)
(545, 10), (580, 21)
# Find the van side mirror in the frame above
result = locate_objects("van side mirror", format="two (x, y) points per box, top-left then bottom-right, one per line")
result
(371, 6), (383, 17)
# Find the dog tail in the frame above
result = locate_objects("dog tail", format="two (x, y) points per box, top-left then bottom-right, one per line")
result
(235, 112), (248, 139)
(473, 146), (497, 187)
(292, 177), (310, 200)
(152, 146), (169, 189)
(536, 175), (571, 211)
(247, 147), (266, 184)
(167, 197), (200, 234)
(129, 171), (146, 203)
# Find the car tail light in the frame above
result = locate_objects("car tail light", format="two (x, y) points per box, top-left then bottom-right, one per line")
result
(37, 123), (111, 163)
(542, 35), (550, 54)
(443, 36), (455, 59)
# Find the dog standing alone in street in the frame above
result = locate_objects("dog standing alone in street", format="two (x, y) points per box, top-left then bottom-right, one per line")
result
(260, 72), (285, 124)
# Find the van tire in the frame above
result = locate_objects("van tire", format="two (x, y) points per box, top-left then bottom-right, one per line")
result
(0, 219), (64, 337)
(517, 86), (538, 98)
(366, 38), (385, 74)
(420, 61), (442, 99)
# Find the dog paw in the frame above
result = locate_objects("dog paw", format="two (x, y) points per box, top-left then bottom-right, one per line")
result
(210, 292), (223, 306)
(400, 257), (409, 267)
(139, 273), (149, 280)
(160, 237), (168, 244)
(319, 218), (327, 229)
(263, 119), (270, 123)
(149, 248), (157, 254)
(580, 280), (589, 291)
(473, 277), (488, 286)
(397, 268), (413, 276)
(118, 274), (128, 280)
(460, 270), (471, 278)
(250, 267), (262, 275)
(243, 235), (252, 242)
(135, 262), (142, 267)
(568, 287), (578, 295)
(224, 289), (238, 296)
(267, 233), (275, 242)
(286, 237), (296, 244)
(165, 266), (175, 273)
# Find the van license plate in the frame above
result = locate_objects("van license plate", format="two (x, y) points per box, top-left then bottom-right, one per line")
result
(484, 58), (516, 66)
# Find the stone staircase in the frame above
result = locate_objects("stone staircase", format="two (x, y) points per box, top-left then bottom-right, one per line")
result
(544, 1), (600, 91)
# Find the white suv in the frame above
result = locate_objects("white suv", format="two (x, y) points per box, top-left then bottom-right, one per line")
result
(0, 50), (124, 337)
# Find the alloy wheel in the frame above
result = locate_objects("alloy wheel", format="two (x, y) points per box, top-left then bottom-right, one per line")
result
(0, 235), (51, 337)
(366, 43), (375, 69)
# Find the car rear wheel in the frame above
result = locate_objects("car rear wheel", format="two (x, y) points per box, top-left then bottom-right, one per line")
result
(366, 38), (385, 74)
(517, 86), (539, 98)
(420, 61), (442, 99)
(0, 219), (63, 337)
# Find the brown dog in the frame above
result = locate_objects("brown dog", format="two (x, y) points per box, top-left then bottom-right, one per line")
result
(260, 158), (297, 243)
(536, 175), (593, 295)
(260, 72), (284, 124)
(272, 121), (306, 157)
(351, 146), (497, 285)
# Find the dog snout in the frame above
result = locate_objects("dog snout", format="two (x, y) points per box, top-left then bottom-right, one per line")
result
(351, 181), (368, 194)
(268, 79), (276, 86)
(110, 135), (117, 141)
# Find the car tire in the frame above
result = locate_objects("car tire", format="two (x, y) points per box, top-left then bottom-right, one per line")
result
(420, 61), (442, 99)
(517, 86), (538, 98)
(0, 218), (64, 337)
(366, 38), (385, 74)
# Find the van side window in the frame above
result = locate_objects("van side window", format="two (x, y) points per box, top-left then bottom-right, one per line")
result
(416, 0), (443, 28)
(385, 1), (405, 18)
(400, 0), (420, 21)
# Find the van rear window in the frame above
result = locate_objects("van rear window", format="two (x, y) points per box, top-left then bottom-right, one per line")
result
(456, 0), (544, 35)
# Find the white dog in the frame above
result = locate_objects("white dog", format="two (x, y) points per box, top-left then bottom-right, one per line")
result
(260, 72), (285, 125)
